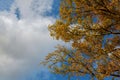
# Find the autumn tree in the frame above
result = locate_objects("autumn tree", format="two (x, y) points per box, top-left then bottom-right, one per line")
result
(42, 0), (120, 79)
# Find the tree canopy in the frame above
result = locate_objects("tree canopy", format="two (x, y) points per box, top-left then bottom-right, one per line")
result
(42, 0), (120, 79)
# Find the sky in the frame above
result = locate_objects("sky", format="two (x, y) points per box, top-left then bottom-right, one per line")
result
(0, 0), (62, 80)
(0, 0), (117, 80)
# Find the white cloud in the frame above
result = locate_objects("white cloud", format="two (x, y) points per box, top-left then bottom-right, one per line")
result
(10, 0), (53, 19)
(0, 0), (62, 80)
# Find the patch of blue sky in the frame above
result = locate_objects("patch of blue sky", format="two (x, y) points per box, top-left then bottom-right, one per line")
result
(45, 0), (60, 18)
(0, 0), (14, 11)
(15, 8), (21, 20)
(104, 76), (120, 80)
(92, 62), (98, 69)
(92, 16), (98, 23)
(70, 74), (91, 80)
(32, 71), (92, 80)
(102, 34), (114, 48)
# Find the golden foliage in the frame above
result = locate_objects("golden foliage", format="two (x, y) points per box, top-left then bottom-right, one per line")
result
(42, 0), (120, 79)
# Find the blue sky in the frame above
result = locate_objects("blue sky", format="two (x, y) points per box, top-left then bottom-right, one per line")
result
(0, 0), (14, 11)
(0, 0), (118, 80)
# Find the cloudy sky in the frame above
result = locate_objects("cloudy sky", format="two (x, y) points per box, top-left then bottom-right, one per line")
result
(0, 0), (63, 80)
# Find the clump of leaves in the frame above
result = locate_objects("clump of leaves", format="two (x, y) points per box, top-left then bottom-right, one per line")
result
(42, 0), (120, 79)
